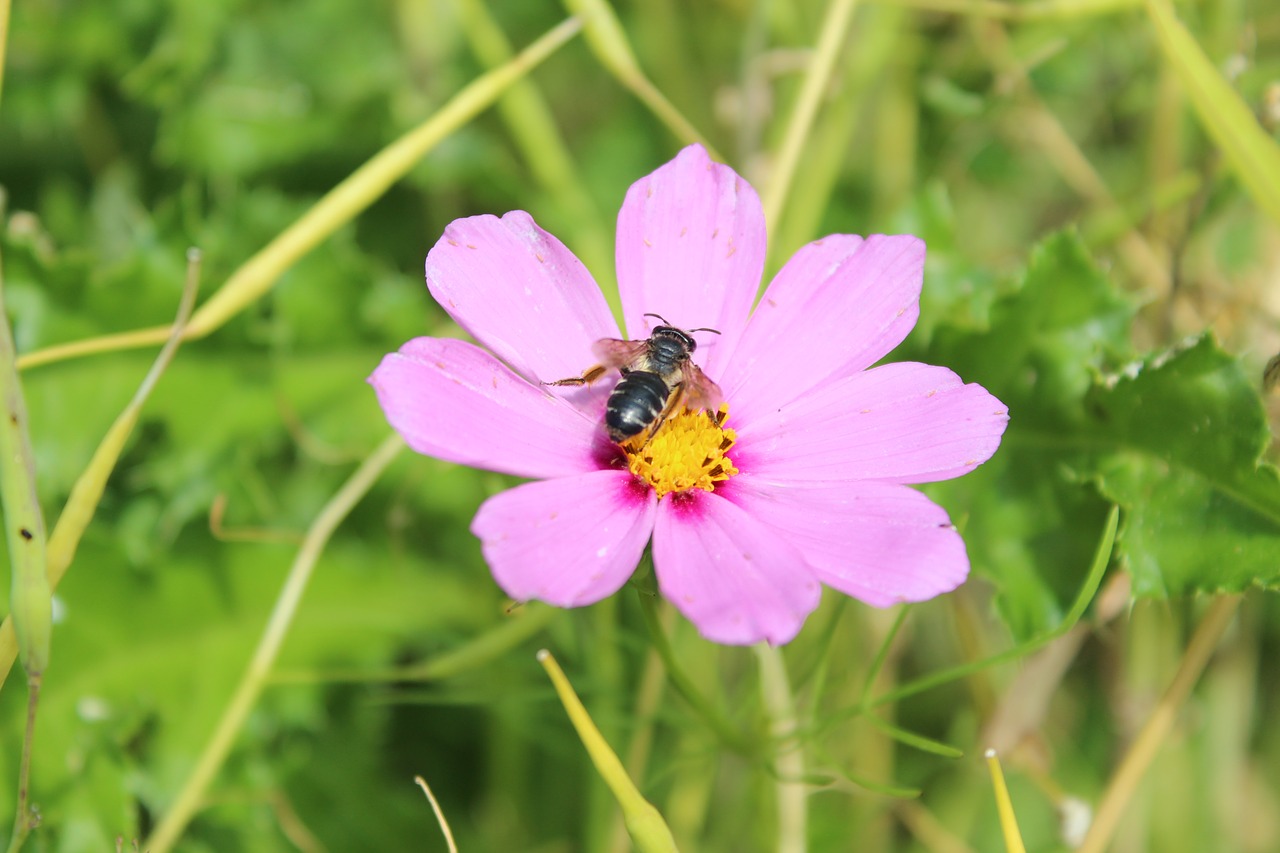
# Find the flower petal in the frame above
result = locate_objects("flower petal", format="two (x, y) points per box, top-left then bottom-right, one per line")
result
(425, 211), (621, 383)
(370, 337), (605, 478)
(724, 476), (969, 607)
(734, 362), (1008, 484)
(652, 491), (821, 645)
(722, 234), (924, 422)
(615, 144), (765, 380)
(472, 470), (657, 606)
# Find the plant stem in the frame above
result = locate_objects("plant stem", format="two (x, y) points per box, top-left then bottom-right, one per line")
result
(0, 244), (51, 851)
(761, 0), (860, 236)
(0, 250), (201, 690)
(756, 644), (806, 853)
(17, 15), (583, 372)
(1076, 594), (1242, 853)
(869, 505), (1116, 711)
(635, 591), (754, 755)
(143, 434), (405, 853)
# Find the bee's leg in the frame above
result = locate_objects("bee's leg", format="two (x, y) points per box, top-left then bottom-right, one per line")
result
(543, 364), (607, 387)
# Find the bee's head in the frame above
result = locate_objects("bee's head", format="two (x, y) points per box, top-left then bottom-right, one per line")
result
(644, 313), (720, 354)
(651, 325), (697, 353)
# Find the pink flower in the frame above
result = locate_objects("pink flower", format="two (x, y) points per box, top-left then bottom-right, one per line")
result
(370, 145), (1008, 645)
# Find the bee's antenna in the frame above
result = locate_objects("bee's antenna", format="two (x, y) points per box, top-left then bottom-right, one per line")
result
(644, 312), (721, 336)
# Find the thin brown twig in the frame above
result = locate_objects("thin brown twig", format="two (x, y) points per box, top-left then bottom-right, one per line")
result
(1077, 595), (1243, 853)
(208, 494), (306, 546)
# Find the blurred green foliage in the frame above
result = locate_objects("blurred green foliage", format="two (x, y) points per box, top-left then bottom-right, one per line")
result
(1, 0), (1279, 851)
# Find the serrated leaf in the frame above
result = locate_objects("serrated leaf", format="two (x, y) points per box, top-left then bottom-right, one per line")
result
(929, 232), (1280, 634)
(925, 231), (1132, 638)
(1085, 336), (1280, 595)
(931, 231), (1134, 427)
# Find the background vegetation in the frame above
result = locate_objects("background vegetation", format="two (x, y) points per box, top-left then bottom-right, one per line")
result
(1, 0), (1278, 850)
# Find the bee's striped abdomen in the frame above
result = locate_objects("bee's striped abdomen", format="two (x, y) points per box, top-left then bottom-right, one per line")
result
(606, 371), (670, 442)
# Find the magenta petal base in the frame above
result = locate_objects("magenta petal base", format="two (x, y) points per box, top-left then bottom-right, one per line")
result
(652, 492), (821, 645)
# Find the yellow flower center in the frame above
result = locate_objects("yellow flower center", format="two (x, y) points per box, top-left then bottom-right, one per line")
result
(623, 404), (739, 499)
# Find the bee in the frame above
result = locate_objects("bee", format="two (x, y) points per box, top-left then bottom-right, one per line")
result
(547, 314), (723, 445)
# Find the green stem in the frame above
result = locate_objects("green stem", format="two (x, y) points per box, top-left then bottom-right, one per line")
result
(4, 677), (38, 853)
(761, 0), (860, 237)
(143, 434), (405, 853)
(870, 0), (1140, 18)
(756, 645), (806, 853)
(0, 250), (202, 690)
(868, 504), (1117, 711)
(0, 0), (10, 107)
(858, 606), (909, 707)
(539, 650), (679, 852)
(18, 15), (584, 372)
(452, 0), (616, 307)
(270, 602), (560, 685)
(1076, 594), (1242, 853)
(561, 0), (719, 157)
(0, 241), (50, 852)
(635, 591), (754, 755)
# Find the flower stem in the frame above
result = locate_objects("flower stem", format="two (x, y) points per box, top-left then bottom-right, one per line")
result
(17, 15), (584, 372)
(561, 0), (719, 158)
(0, 250), (202, 690)
(143, 434), (405, 853)
(452, 0), (617, 309)
(756, 644), (807, 853)
(868, 504), (1117, 710)
(858, 605), (909, 707)
(268, 602), (561, 684)
(0, 0), (10, 107)
(539, 650), (680, 852)
(866, 0), (1140, 19)
(635, 590), (754, 755)
(1076, 594), (1242, 853)
(761, 0), (860, 236)
(607, 628), (671, 853)
(0, 239), (51, 853)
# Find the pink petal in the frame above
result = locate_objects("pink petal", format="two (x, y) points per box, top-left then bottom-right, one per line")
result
(723, 475), (969, 607)
(722, 234), (924, 423)
(652, 491), (821, 645)
(472, 470), (657, 606)
(425, 211), (621, 384)
(370, 337), (605, 479)
(615, 145), (765, 381)
(734, 362), (1008, 484)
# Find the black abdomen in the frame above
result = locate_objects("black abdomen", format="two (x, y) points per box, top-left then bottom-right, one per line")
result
(606, 372), (670, 442)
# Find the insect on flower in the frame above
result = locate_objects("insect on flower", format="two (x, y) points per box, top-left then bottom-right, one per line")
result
(370, 143), (1009, 646)
(545, 313), (723, 446)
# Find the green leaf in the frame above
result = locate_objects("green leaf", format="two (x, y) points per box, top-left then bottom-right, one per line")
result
(1085, 336), (1280, 595)
(924, 231), (1132, 638)
(9, 535), (491, 843)
(927, 231), (1280, 636)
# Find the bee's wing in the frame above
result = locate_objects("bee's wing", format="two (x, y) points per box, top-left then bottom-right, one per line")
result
(680, 361), (723, 412)
(591, 338), (650, 370)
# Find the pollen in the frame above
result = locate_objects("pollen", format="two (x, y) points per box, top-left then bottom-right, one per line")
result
(624, 404), (739, 499)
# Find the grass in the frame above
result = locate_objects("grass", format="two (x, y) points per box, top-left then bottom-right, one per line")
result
(0, 0), (1278, 850)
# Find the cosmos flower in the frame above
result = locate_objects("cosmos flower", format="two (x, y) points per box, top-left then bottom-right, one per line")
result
(370, 144), (1008, 645)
